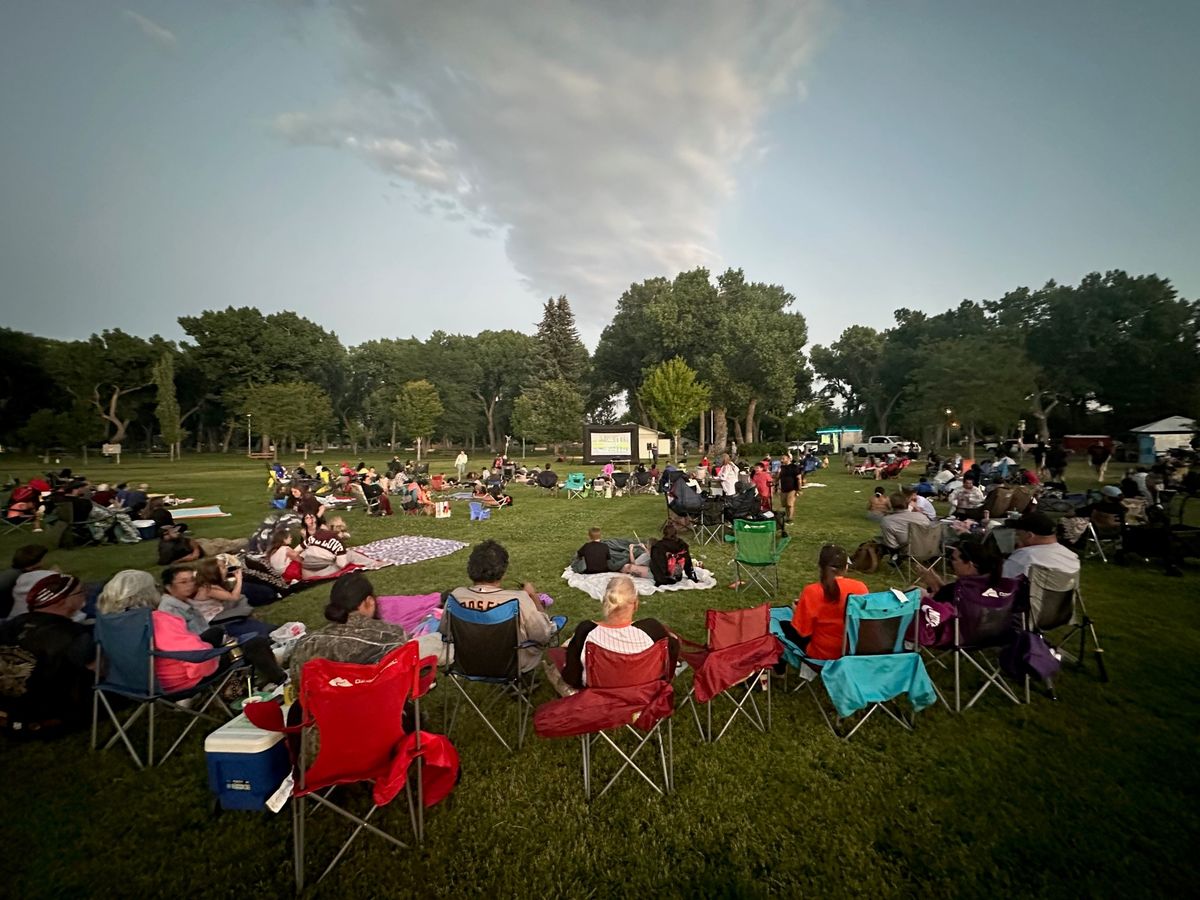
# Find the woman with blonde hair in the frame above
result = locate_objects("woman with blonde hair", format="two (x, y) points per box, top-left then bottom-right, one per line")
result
(559, 574), (678, 690)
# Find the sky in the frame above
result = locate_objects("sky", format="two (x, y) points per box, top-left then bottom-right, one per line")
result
(1, 0), (1197, 352)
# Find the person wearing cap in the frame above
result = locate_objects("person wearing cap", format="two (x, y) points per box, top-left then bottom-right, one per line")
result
(1, 545), (51, 620)
(0, 573), (94, 726)
(288, 572), (410, 685)
(1001, 511), (1081, 580)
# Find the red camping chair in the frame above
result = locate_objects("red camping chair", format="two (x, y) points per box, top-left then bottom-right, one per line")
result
(244, 643), (458, 892)
(535, 640), (675, 800)
(678, 605), (782, 743)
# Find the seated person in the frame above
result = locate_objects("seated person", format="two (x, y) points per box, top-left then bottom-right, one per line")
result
(879, 493), (931, 551)
(779, 545), (867, 660)
(4, 480), (40, 525)
(649, 524), (698, 586)
(267, 529), (303, 581)
(0, 573), (93, 728)
(105, 568), (284, 690)
(558, 575), (678, 691)
(469, 482), (502, 509)
(620, 540), (654, 579)
(288, 572), (410, 685)
(117, 483), (149, 519)
(948, 475), (985, 517)
(575, 527), (613, 574)
(298, 517), (361, 578)
(1002, 511), (1081, 579)
(156, 531), (249, 566)
(191, 557), (273, 639)
(914, 476), (937, 497)
(145, 496), (186, 535)
(903, 486), (938, 523)
(920, 536), (1011, 605)
(441, 539), (558, 673)
(866, 486), (890, 521)
(2, 545), (51, 620)
(285, 485), (323, 519)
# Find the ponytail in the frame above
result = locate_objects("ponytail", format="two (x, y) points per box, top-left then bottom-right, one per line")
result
(817, 544), (849, 604)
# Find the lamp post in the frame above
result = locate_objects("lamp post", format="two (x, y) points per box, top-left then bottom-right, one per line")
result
(246, 414), (252, 456)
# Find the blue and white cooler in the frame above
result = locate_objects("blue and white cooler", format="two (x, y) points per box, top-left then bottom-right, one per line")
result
(205, 709), (290, 811)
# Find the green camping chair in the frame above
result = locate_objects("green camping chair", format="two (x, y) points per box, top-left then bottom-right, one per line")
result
(732, 519), (790, 596)
(563, 473), (588, 500)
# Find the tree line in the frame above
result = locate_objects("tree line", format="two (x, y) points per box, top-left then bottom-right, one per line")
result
(1, 268), (1195, 458)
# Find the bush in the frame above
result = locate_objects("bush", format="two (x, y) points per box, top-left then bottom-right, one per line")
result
(738, 441), (787, 460)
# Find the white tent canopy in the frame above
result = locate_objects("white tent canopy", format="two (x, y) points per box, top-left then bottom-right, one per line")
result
(1129, 416), (1195, 434)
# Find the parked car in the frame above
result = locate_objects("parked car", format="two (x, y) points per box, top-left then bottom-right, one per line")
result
(851, 435), (922, 457)
(787, 441), (821, 457)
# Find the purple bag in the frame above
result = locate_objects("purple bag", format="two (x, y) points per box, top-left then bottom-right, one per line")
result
(918, 597), (957, 648)
(1000, 631), (1061, 683)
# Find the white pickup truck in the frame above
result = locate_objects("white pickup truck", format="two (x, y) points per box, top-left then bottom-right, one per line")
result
(852, 435), (922, 457)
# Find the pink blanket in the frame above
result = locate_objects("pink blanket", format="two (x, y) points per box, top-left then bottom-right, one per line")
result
(377, 593), (443, 635)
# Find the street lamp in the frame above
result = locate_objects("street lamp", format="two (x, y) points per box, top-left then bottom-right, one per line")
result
(246, 414), (252, 456)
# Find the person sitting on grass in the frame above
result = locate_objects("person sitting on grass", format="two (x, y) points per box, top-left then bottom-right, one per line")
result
(619, 539), (654, 579)
(866, 486), (890, 522)
(779, 544), (868, 660)
(0, 573), (93, 730)
(145, 496), (186, 536)
(267, 529), (303, 582)
(575, 527), (613, 575)
(650, 524), (698, 587)
(557, 574), (679, 692)
(286, 484), (323, 520)
(441, 539), (559, 674)
(192, 558), (276, 637)
(904, 485), (938, 523)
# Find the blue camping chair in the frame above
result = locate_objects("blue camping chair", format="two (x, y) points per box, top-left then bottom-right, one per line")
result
(469, 501), (491, 521)
(441, 597), (565, 751)
(91, 608), (251, 768)
(816, 589), (936, 740)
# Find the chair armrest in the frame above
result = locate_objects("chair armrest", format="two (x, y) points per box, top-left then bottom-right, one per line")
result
(152, 645), (233, 664)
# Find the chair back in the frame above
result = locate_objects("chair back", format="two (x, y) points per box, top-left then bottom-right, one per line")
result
(586, 639), (671, 688)
(954, 576), (1022, 648)
(843, 589), (920, 656)
(565, 473), (587, 490)
(733, 519), (778, 564)
(430, 474), (444, 491)
(536, 470), (558, 489)
(906, 522), (943, 561)
(611, 471), (629, 489)
(444, 597), (521, 679)
(700, 495), (726, 525)
(1026, 565), (1078, 632)
(299, 642), (419, 795)
(707, 604), (770, 650)
(634, 471), (651, 486)
(95, 607), (155, 695)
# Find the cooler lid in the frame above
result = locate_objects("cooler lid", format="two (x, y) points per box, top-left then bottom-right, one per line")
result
(204, 713), (284, 753)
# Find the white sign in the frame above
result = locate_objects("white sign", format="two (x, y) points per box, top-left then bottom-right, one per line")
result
(591, 431), (632, 457)
(102, 444), (122, 456)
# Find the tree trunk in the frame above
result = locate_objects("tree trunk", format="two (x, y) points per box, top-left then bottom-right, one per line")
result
(391, 422), (397, 452)
(733, 419), (745, 446)
(221, 421), (234, 453)
(743, 399), (758, 445)
(1029, 391), (1059, 443)
(712, 407), (728, 455)
(967, 423), (977, 462)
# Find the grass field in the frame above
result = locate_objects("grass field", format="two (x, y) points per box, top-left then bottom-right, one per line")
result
(1, 452), (1197, 898)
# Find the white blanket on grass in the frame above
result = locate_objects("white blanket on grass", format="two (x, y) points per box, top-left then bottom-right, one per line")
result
(561, 565), (718, 600)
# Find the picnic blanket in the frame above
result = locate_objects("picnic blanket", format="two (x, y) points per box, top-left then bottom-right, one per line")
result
(377, 593), (443, 636)
(561, 565), (718, 600)
(170, 505), (232, 520)
(354, 535), (469, 566)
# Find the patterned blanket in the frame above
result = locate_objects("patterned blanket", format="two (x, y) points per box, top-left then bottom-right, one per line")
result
(354, 535), (469, 566)
(561, 565), (718, 600)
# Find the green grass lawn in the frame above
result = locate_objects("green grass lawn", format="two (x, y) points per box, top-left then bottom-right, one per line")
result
(1, 452), (1197, 898)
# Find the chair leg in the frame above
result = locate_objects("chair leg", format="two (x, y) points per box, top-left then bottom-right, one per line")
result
(582, 734), (591, 801)
(294, 792), (306, 893)
(954, 649), (962, 713)
(147, 699), (155, 767)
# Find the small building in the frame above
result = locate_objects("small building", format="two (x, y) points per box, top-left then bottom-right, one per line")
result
(1129, 415), (1196, 463)
(583, 423), (668, 465)
(815, 425), (863, 455)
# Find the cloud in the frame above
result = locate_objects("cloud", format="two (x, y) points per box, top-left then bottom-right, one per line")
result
(123, 9), (177, 47)
(273, 1), (822, 329)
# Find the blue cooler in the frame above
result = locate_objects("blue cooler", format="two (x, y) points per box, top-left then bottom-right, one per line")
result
(205, 711), (290, 811)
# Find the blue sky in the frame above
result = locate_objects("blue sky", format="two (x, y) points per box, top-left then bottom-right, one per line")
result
(1, 0), (1196, 350)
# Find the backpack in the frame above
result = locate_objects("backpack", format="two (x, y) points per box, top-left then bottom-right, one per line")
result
(850, 541), (880, 574)
(0, 645), (36, 699)
(665, 550), (689, 579)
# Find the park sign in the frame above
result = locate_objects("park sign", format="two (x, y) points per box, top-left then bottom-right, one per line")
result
(102, 443), (122, 463)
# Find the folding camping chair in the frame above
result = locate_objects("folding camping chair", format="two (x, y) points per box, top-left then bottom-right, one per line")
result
(244, 643), (458, 892)
(904, 521), (945, 581)
(534, 640), (675, 800)
(693, 495), (727, 546)
(611, 471), (630, 496)
(815, 588), (935, 739)
(91, 608), (251, 769)
(628, 470), (655, 495)
(563, 473), (588, 500)
(535, 469), (559, 494)
(441, 597), (564, 750)
(1025, 565), (1106, 695)
(678, 604), (782, 743)
(732, 519), (790, 596)
(926, 577), (1024, 712)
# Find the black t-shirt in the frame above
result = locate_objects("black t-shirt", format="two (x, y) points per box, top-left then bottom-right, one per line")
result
(778, 464), (801, 493)
(0, 612), (94, 723)
(576, 542), (611, 575)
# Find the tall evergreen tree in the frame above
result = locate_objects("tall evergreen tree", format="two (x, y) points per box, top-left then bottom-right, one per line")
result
(532, 296), (589, 388)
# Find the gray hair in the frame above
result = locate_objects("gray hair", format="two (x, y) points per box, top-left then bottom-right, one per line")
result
(97, 569), (161, 615)
(601, 574), (639, 619)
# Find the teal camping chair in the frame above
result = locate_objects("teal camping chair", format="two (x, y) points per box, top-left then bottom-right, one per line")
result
(732, 519), (790, 596)
(818, 588), (936, 739)
(563, 473), (588, 500)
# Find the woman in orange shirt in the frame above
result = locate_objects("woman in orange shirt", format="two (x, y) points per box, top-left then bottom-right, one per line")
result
(783, 544), (868, 660)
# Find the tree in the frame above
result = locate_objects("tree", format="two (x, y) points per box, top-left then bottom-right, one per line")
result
(811, 325), (887, 426)
(639, 358), (709, 456)
(46, 329), (170, 444)
(532, 296), (589, 387)
(241, 381), (333, 452)
(462, 330), (537, 450)
(393, 380), (443, 462)
(19, 407), (103, 459)
(0, 329), (70, 446)
(152, 354), (183, 460)
(512, 379), (584, 456)
(906, 337), (1036, 460)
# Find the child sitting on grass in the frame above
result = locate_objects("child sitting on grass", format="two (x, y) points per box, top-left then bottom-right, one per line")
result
(575, 527), (612, 574)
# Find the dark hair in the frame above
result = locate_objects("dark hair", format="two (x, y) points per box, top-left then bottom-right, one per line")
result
(162, 565), (192, 589)
(661, 523), (677, 541)
(954, 538), (1003, 586)
(326, 572), (375, 623)
(889, 492), (908, 511)
(818, 544), (849, 603)
(467, 539), (509, 584)
(12, 544), (48, 570)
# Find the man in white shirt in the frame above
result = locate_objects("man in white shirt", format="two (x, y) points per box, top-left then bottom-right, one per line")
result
(1001, 511), (1081, 580)
(904, 487), (938, 522)
(948, 475), (985, 516)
